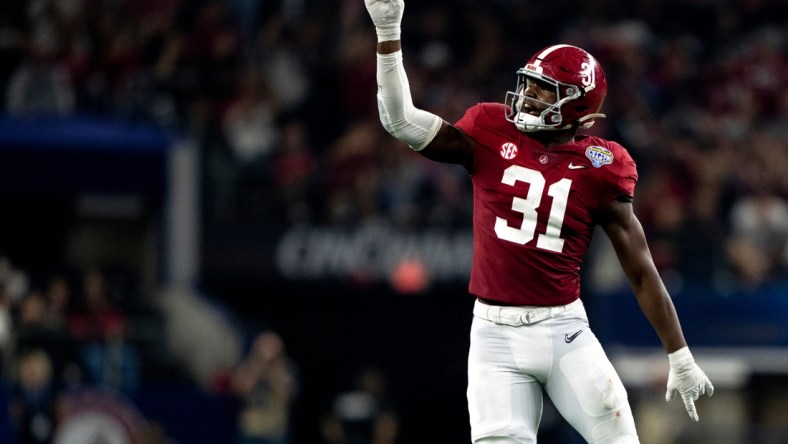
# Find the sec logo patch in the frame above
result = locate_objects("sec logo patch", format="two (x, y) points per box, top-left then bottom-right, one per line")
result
(500, 142), (518, 160)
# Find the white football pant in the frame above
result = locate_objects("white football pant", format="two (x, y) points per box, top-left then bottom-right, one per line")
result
(468, 299), (639, 444)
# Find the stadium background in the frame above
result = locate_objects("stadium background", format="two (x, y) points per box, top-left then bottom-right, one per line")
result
(0, 0), (786, 443)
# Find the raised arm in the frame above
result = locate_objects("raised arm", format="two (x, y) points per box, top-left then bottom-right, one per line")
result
(365, 0), (474, 168)
(601, 198), (714, 421)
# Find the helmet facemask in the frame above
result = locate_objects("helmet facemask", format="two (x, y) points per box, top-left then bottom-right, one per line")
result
(505, 71), (584, 132)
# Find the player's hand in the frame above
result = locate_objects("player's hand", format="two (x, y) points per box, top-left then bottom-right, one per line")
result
(364, 0), (403, 41)
(665, 347), (714, 421)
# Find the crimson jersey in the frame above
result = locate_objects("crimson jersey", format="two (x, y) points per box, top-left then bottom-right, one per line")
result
(455, 103), (638, 306)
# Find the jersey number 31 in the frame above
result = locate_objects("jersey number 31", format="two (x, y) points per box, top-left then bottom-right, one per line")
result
(494, 165), (570, 253)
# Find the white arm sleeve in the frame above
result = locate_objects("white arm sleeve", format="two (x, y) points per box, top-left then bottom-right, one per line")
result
(376, 51), (443, 151)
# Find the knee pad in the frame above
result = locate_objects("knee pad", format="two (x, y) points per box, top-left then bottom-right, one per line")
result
(590, 410), (640, 444)
(559, 345), (629, 417)
(557, 345), (639, 443)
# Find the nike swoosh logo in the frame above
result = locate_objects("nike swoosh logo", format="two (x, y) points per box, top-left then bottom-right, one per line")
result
(568, 163), (588, 170)
(564, 330), (583, 343)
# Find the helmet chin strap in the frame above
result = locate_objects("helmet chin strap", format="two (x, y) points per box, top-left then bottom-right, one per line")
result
(514, 111), (571, 133)
(514, 109), (607, 132)
(514, 112), (546, 132)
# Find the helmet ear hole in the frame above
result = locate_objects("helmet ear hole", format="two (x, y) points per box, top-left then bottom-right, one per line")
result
(575, 105), (589, 113)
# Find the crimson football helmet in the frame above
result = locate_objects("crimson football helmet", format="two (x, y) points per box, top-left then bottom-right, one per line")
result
(505, 44), (607, 132)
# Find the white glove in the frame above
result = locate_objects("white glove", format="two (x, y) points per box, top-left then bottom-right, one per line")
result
(364, 0), (404, 42)
(666, 347), (714, 421)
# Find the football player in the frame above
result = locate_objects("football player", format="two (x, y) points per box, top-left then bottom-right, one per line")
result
(363, 0), (714, 442)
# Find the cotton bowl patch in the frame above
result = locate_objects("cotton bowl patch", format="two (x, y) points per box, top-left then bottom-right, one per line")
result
(585, 146), (614, 168)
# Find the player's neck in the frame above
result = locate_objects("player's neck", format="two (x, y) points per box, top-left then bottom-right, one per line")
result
(527, 129), (576, 148)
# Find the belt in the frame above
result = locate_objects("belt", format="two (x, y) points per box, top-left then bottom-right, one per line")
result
(473, 298), (582, 326)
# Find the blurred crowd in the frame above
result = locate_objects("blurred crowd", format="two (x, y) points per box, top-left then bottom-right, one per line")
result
(2, 0), (785, 289)
(0, 252), (404, 443)
(0, 257), (161, 442)
(0, 255), (306, 443)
